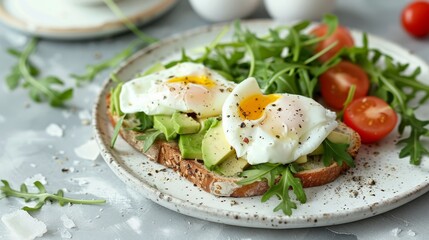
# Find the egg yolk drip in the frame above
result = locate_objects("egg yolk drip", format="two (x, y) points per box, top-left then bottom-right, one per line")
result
(168, 75), (215, 87)
(238, 94), (281, 120)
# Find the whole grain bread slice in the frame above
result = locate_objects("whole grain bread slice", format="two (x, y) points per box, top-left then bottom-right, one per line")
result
(107, 97), (361, 197)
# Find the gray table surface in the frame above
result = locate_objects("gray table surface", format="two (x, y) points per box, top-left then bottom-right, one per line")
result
(1, 0), (428, 239)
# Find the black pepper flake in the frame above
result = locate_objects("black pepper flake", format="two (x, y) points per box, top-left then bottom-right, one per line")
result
(61, 168), (69, 173)
(240, 122), (246, 128)
(276, 135), (280, 139)
(243, 137), (249, 144)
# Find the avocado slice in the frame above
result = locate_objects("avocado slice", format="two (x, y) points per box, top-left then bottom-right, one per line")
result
(202, 121), (234, 170)
(307, 131), (350, 156)
(153, 115), (177, 141)
(173, 112), (200, 134)
(179, 118), (218, 159)
(216, 155), (248, 177)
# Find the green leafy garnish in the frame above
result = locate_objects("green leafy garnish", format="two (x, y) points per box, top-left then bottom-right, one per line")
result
(238, 164), (306, 216)
(110, 114), (126, 148)
(103, 0), (158, 44)
(71, 41), (145, 85)
(6, 38), (73, 107)
(1, 180), (105, 211)
(339, 33), (429, 165)
(322, 139), (355, 167)
(135, 129), (163, 152)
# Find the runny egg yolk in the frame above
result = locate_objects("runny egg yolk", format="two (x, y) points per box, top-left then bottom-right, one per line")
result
(238, 94), (281, 120)
(168, 75), (215, 87)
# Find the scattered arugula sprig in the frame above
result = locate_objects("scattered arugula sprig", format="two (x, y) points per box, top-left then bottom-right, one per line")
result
(1, 180), (105, 211)
(71, 40), (147, 86)
(339, 34), (429, 165)
(322, 139), (355, 167)
(238, 163), (306, 216)
(6, 38), (73, 107)
(71, 0), (158, 85)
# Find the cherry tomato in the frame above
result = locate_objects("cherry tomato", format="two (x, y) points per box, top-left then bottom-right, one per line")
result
(401, 1), (429, 38)
(319, 61), (370, 110)
(344, 96), (398, 144)
(310, 24), (354, 62)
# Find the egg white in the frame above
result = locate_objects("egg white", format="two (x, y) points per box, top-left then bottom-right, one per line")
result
(222, 77), (338, 165)
(119, 62), (236, 118)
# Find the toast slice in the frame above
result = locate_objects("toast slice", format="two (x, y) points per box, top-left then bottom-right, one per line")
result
(107, 96), (361, 197)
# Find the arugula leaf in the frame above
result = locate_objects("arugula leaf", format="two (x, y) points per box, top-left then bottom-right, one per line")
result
(322, 139), (355, 167)
(135, 129), (163, 152)
(110, 114), (126, 148)
(71, 40), (145, 85)
(6, 38), (73, 107)
(238, 164), (306, 216)
(1, 180), (105, 211)
(128, 112), (154, 132)
(237, 163), (282, 186)
(103, 0), (158, 44)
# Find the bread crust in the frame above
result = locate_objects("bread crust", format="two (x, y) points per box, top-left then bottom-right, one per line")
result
(107, 96), (361, 197)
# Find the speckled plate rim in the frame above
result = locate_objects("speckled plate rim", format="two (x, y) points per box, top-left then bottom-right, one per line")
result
(0, 0), (177, 40)
(93, 19), (429, 229)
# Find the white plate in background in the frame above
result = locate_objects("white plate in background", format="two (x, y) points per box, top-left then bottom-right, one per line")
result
(0, 0), (177, 40)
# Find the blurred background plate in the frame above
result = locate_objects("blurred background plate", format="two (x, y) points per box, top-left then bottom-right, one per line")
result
(0, 0), (177, 40)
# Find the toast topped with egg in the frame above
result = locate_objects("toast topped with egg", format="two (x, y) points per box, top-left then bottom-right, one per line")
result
(107, 62), (361, 199)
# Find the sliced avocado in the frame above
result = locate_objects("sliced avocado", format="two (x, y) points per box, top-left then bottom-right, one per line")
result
(216, 155), (248, 177)
(309, 145), (324, 156)
(153, 115), (177, 141)
(327, 131), (350, 144)
(179, 118), (218, 159)
(173, 112), (200, 134)
(295, 155), (308, 164)
(202, 121), (234, 170)
(307, 131), (350, 156)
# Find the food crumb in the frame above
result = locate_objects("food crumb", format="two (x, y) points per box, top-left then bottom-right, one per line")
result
(407, 229), (416, 237)
(61, 229), (72, 239)
(391, 228), (402, 237)
(46, 123), (64, 137)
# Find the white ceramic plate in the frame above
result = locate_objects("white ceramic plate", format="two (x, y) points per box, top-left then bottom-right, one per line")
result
(94, 20), (429, 228)
(0, 0), (177, 40)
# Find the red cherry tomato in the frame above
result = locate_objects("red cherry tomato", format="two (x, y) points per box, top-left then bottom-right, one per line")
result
(401, 1), (429, 38)
(319, 61), (370, 110)
(344, 96), (398, 144)
(310, 24), (355, 62)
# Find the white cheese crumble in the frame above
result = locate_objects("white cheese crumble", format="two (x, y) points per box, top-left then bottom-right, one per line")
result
(61, 229), (72, 239)
(45, 123), (63, 137)
(391, 228), (402, 237)
(60, 215), (76, 229)
(407, 229), (416, 237)
(1, 210), (47, 240)
(126, 216), (142, 235)
(74, 139), (99, 161)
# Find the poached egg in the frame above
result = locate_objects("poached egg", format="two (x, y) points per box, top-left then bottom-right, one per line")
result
(222, 77), (338, 165)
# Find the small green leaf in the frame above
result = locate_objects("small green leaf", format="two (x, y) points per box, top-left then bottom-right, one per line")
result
(110, 114), (126, 148)
(1, 179), (105, 211)
(135, 130), (163, 152)
(322, 139), (355, 167)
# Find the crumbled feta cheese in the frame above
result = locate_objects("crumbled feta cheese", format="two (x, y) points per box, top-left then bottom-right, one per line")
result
(61, 229), (72, 239)
(45, 123), (63, 137)
(79, 110), (92, 125)
(391, 228), (402, 237)
(60, 215), (76, 229)
(74, 139), (99, 161)
(1, 210), (47, 240)
(407, 229), (416, 237)
(126, 216), (142, 234)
